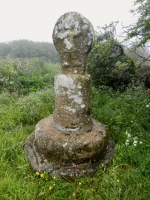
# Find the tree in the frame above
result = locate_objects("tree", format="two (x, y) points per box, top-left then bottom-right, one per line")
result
(127, 0), (150, 47)
(87, 22), (135, 89)
(0, 40), (60, 63)
(126, 46), (150, 64)
(124, 0), (150, 88)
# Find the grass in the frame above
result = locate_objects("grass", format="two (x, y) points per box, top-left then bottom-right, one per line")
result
(0, 84), (150, 200)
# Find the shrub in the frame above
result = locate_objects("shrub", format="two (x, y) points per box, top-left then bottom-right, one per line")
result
(87, 25), (135, 90)
(0, 57), (60, 95)
(136, 63), (150, 88)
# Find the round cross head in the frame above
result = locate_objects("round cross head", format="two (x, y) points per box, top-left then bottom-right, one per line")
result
(53, 12), (94, 74)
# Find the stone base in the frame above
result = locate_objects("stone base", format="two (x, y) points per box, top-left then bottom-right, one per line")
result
(24, 115), (114, 178)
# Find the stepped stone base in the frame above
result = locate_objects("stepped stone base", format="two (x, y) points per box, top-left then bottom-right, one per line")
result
(24, 115), (114, 177)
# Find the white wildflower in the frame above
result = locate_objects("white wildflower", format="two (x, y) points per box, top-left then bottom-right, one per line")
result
(125, 131), (128, 135)
(133, 140), (138, 146)
(73, 193), (76, 196)
(133, 140), (138, 143)
(125, 140), (129, 146)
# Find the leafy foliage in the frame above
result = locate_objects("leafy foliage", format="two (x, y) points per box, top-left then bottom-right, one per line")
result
(0, 57), (60, 95)
(125, 46), (150, 87)
(127, 0), (150, 47)
(87, 22), (136, 89)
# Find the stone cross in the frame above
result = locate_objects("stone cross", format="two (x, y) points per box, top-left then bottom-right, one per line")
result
(52, 12), (94, 134)
(24, 12), (114, 177)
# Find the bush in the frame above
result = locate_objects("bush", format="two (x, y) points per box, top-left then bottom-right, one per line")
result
(87, 36), (135, 90)
(0, 57), (60, 95)
(136, 63), (150, 88)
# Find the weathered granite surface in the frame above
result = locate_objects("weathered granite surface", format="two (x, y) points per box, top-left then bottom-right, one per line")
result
(52, 12), (94, 135)
(52, 74), (93, 134)
(24, 115), (114, 177)
(24, 11), (114, 177)
(34, 115), (108, 163)
(53, 12), (94, 74)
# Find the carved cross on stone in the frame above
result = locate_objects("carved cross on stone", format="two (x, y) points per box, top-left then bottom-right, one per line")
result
(53, 12), (94, 74)
(24, 12), (114, 178)
(52, 12), (94, 135)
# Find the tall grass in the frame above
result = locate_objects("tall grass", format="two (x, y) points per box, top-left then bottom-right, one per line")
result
(0, 85), (150, 200)
(0, 87), (54, 131)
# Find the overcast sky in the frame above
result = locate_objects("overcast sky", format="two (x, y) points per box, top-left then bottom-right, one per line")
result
(0, 0), (135, 43)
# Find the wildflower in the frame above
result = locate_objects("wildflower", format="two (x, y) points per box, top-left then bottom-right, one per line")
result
(127, 134), (131, 138)
(53, 176), (56, 180)
(146, 105), (149, 108)
(101, 163), (104, 167)
(116, 179), (120, 183)
(131, 121), (133, 123)
(40, 173), (44, 178)
(53, 183), (55, 186)
(73, 192), (76, 196)
(36, 171), (40, 176)
(125, 131), (128, 135)
(49, 186), (52, 190)
(79, 182), (82, 185)
(133, 141), (138, 146)
(125, 139), (130, 146)
(125, 131), (131, 138)
(139, 141), (142, 144)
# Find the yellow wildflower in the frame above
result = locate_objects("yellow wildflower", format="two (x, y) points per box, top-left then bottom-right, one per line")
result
(49, 186), (52, 190)
(36, 171), (40, 176)
(40, 173), (44, 178)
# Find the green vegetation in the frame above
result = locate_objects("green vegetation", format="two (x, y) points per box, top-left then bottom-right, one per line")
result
(0, 40), (59, 63)
(127, 0), (150, 47)
(87, 22), (150, 90)
(0, 57), (60, 95)
(0, 84), (150, 199)
(87, 24), (136, 89)
(0, 40), (60, 95)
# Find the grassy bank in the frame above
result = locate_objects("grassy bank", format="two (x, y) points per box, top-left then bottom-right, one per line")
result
(0, 85), (150, 200)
